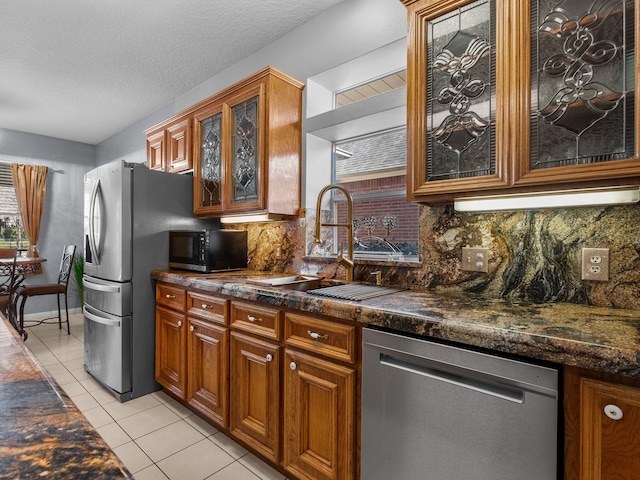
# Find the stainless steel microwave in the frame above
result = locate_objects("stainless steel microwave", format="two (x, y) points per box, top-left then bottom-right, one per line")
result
(168, 229), (247, 273)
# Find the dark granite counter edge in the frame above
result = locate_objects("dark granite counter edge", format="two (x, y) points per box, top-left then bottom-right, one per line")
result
(0, 317), (133, 479)
(152, 270), (640, 379)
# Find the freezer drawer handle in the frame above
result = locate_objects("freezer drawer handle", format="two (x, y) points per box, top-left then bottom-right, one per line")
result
(380, 354), (525, 404)
(83, 278), (121, 293)
(83, 307), (121, 327)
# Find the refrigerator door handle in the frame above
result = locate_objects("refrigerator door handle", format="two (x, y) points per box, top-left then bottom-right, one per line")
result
(83, 306), (121, 327)
(88, 178), (101, 265)
(83, 278), (121, 293)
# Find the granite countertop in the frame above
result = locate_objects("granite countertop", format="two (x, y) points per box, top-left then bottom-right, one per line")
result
(0, 318), (132, 479)
(152, 269), (640, 379)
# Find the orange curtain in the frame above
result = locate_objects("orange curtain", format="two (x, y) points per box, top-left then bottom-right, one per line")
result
(11, 163), (48, 258)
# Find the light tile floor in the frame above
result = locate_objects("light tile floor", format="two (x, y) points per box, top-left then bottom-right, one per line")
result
(23, 312), (289, 480)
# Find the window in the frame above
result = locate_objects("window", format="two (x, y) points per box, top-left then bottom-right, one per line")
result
(0, 164), (28, 253)
(334, 128), (418, 259)
(305, 39), (419, 262)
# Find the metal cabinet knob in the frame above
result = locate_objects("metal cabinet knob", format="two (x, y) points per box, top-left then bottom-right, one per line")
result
(177, 320), (182, 327)
(202, 304), (214, 309)
(266, 354), (273, 362)
(190, 325), (195, 332)
(604, 404), (623, 420)
(247, 315), (263, 323)
(290, 362), (297, 370)
(165, 294), (176, 299)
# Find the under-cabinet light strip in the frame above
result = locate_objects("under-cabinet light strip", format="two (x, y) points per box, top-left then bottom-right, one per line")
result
(454, 186), (640, 212)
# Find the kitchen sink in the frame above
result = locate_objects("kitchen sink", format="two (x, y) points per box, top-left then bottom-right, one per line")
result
(246, 275), (322, 291)
(306, 283), (402, 301)
(245, 275), (403, 300)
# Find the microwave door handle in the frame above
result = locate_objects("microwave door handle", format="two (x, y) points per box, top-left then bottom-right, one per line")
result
(88, 178), (101, 265)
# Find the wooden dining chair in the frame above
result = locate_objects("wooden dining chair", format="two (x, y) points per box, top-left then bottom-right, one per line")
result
(15, 245), (76, 335)
(0, 256), (17, 323)
(0, 248), (18, 259)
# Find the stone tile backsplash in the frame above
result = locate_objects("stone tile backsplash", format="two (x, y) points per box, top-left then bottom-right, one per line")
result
(228, 202), (640, 309)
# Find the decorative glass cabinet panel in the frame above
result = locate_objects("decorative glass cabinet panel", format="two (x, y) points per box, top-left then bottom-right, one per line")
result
(404, 0), (509, 201)
(402, 0), (640, 201)
(427, 0), (495, 181)
(199, 111), (223, 208)
(531, 0), (635, 170)
(190, 67), (303, 217)
(231, 96), (260, 205)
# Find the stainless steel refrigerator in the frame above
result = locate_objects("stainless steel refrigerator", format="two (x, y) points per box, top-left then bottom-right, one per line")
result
(83, 160), (210, 402)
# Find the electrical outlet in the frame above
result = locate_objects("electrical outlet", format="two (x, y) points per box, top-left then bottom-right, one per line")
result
(275, 244), (282, 259)
(582, 248), (609, 281)
(461, 247), (489, 273)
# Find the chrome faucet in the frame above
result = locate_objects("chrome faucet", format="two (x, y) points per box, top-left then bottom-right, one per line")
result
(314, 184), (354, 282)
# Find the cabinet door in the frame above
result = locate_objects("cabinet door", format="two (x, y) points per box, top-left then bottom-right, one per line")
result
(146, 129), (166, 171)
(580, 378), (640, 480)
(283, 349), (356, 480)
(230, 331), (280, 463)
(194, 103), (225, 215)
(155, 306), (187, 399)
(405, 0), (509, 200)
(167, 117), (192, 173)
(187, 317), (229, 428)
(224, 84), (265, 213)
(513, 0), (640, 186)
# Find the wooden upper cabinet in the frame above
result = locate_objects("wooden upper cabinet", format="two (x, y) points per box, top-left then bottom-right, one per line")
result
(146, 129), (166, 172)
(402, 0), (640, 203)
(145, 115), (193, 174)
(167, 117), (192, 173)
(193, 67), (304, 218)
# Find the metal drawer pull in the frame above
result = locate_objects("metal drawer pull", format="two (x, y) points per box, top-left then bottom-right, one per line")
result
(202, 303), (215, 309)
(265, 354), (273, 362)
(247, 315), (263, 323)
(290, 362), (297, 370)
(190, 325), (195, 332)
(177, 320), (182, 327)
(307, 330), (328, 340)
(165, 294), (176, 299)
(604, 404), (623, 420)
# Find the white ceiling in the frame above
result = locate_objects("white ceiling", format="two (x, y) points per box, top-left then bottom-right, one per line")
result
(0, 0), (344, 145)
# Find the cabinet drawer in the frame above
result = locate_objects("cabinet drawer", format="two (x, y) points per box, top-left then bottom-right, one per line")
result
(230, 301), (282, 341)
(188, 292), (228, 325)
(156, 283), (187, 312)
(284, 313), (357, 364)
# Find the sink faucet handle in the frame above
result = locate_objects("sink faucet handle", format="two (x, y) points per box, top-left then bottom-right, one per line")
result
(370, 271), (382, 286)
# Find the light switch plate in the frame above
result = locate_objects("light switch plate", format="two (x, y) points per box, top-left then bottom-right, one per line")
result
(582, 248), (609, 281)
(461, 247), (489, 273)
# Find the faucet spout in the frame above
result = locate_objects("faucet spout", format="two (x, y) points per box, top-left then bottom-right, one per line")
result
(314, 184), (354, 282)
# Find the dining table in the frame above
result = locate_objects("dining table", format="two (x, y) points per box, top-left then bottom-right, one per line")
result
(0, 256), (47, 340)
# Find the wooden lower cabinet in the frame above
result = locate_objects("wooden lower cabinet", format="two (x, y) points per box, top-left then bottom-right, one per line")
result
(564, 366), (640, 480)
(155, 305), (187, 399)
(283, 348), (356, 480)
(230, 330), (281, 463)
(156, 286), (360, 480)
(187, 317), (229, 427)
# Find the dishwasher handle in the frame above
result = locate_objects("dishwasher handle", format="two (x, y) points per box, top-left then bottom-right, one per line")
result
(380, 354), (525, 404)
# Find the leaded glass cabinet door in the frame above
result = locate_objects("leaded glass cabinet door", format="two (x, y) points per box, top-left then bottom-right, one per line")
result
(194, 104), (224, 214)
(514, 0), (640, 185)
(226, 88), (264, 212)
(404, 0), (510, 201)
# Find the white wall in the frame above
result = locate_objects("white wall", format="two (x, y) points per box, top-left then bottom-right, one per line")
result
(95, 0), (407, 167)
(0, 128), (95, 313)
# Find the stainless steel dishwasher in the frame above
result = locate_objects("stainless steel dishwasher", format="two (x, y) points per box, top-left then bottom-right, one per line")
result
(362, 328), (560, 480)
